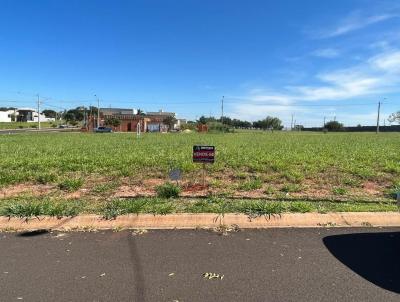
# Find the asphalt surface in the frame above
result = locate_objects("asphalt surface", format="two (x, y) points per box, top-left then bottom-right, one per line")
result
(0, 128), (78, 134)
(0, 228), (399, 302)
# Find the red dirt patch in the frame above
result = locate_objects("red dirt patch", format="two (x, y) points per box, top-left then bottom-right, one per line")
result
(142, 179), (165, 187)
(0, 184), (54, 199)
(181, 183), (210, 197)
(114, 185), (154, 198)
(362, 181), (381, 195)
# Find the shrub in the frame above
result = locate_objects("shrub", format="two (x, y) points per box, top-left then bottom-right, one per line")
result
(58, 178), (84, 192)
(155, 182), (181, 198)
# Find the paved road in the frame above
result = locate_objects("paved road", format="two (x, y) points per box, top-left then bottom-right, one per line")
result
(0, 128), (79, 134)
(0, 228), (399, 301)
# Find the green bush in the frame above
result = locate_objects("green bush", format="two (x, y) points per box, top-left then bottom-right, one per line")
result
(156, 182), (181, 198)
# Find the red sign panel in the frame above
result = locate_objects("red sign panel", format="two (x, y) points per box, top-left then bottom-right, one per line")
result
(193, 145), (215, 163)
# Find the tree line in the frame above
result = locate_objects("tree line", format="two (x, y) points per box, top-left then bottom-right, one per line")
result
(194, 115), (284, 130)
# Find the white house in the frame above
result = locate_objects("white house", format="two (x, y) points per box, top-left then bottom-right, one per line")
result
(0, 110), (14, 122)
(0, 108), (55, 123)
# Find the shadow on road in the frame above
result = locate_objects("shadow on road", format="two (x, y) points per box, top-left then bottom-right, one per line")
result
(323, 232), (400, 294)
(127, 235), (146, 301)
(18, 229), (49, 237)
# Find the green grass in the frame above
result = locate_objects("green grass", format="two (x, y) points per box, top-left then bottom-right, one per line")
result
(0, 122), (54, 129)
(238, 178), (263, 190)
(0, 197), (83, 220)
(0, 195), (397, 221)
(0, 132), (400, 202)
(58, 178), (84, 192)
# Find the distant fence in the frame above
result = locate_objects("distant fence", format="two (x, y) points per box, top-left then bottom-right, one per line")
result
(302, 125), (400, 132)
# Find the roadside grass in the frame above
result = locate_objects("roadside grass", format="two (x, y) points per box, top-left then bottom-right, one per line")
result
(0, 197), (83, 220)
(0, 195), (397, 221)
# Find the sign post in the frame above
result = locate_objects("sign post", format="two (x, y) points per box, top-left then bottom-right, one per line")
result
(193, 145), (215, 186)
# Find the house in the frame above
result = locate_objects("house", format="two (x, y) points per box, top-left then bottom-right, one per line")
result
(87, 108), (147, 132)
(0, 108), (54, 123)
(86, 107), (183, 132)
(0, 110), (15, 122)
(100, 108), (138, 115)
(146, 109), (185, 131)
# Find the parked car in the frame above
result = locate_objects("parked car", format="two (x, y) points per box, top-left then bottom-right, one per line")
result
(94, 126), (113, 133)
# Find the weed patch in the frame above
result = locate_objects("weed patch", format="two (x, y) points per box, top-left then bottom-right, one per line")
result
(58, 178), (84, 192)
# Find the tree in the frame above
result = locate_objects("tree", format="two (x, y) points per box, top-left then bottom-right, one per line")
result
(42, 109), (57, 118)
(64, 108), (84, 124)
(325, 120), (343, 131)
(388, 111), (400, 124)
(137, 109), (145, 116)
(104, 117), (121, 128)
(163, 116), (177, 130)
(197, 116), (207, 125)
(253, 116), (283, 130)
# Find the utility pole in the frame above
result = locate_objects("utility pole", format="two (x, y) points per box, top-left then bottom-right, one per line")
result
(221, 96), (224, 124)
(291, 114), (294, 130)
(37, 94), (41, 130)
(323, 116), (326, 128)
(95, 95), (100, 128)
(83, 105), (86, 127)
(376, 101), (381, 134)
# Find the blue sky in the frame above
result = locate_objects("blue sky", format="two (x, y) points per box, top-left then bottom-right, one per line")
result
(0, 0), (400, 126)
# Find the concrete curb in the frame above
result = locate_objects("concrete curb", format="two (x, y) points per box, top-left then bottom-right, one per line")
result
(0, 212), (399, 230)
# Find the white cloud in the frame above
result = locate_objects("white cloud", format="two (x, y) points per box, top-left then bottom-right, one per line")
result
(315, 11), (398, 38)
(369, 50), (400, 73)
(228, 49), (400, 124)
(312, 48), (340, 58)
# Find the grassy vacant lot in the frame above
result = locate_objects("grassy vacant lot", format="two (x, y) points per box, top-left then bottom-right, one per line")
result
(0, 122), (54, 129)
(0, 131), (399, 218)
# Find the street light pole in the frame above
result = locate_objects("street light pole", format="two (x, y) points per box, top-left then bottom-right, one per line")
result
(37, 94), (41, 130)
(376, 98), (386, 134)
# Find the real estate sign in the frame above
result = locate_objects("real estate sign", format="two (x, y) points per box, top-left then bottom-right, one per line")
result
(193, 145), (215, 163)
